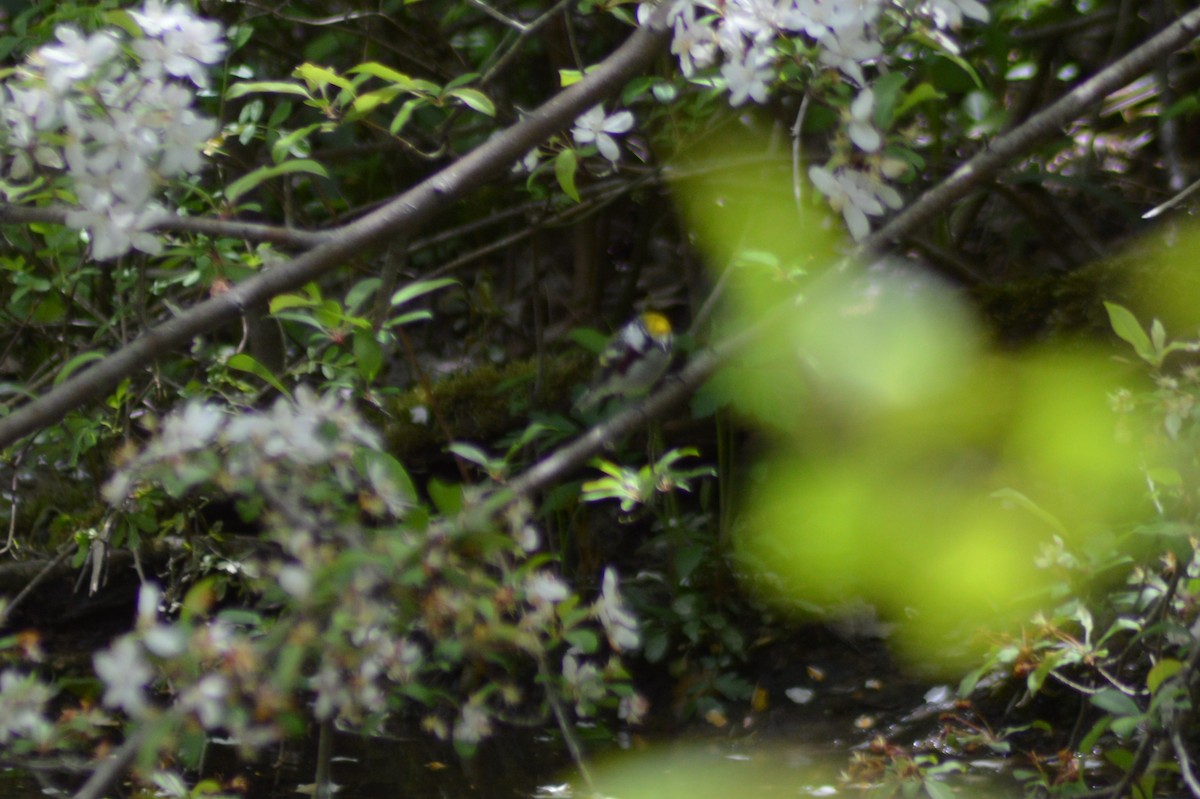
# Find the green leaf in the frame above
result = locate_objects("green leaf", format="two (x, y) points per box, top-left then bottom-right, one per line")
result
(872, 71), (908, 128)
(924, 43), (984, 89)
(642, 626), (669, 662)
(348, 61), (414, 85)
(269, 293), (318, 313)
(564, 628), (600, 653)
(293, 63), (355, 93)
(674, 544), (707, 582)
(385, 310), (434, 328)
(428, 477), (463, 515)
(270, 123), (323, 164)
(352, 330), (383, 382)
(390, 277), (457, 308)
(894, 81), (946, 120)
(226, 81), (313, 100)
(991, 488), (1069, 536)
(227, 353), (290, 397)
(345, 278), (381, 314)
(569, 326), (609, 354)
(1111, 716), (1141, 739)
(443, 72), (480, 91)
(1090, 688), (1142, 717)
(446, 87), (495, 116)
(225, 159), (329, 203)
(349, 62), (439, 94)
(555, 149), (580, 203)
(1078, 716), (1112, 755)
(923, 776), (956, 799)
(1027, 650), (1062, 695)
(54, 350), (104, 386)
(1103, 302), (1156, 364)
(447, 442), (494, 469)
(1147, 658), (1182, 695)
(350, 86), (405, 115)
(1150, 318), (1167, 353)
(390, 97), (426, 135)
(356, 449), (417, 512)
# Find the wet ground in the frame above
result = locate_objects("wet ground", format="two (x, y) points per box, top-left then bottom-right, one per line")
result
(0, 617), (1022, 799)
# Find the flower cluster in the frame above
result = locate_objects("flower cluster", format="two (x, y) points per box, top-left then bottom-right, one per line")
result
(93, 584), (279, 747)
(104, 387), (385, 506)
(640, 0), (988, 239)
(0, 670), (55, 745)
(4, 1), (224, 259)
(100, 390), (646, 752)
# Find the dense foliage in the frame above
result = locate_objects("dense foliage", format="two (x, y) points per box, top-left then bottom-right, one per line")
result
(0, 0), (1197, 798)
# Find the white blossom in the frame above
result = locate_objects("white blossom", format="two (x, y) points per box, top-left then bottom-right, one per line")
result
(152, 400), (225, 456)
(37, 26), (120, 92)
(94, 637), (153, 716)
(3, 87), (63, 179)
(595, 567), (640, 651)
(512, 148), (540, 174)
(618, 692), (650, 724)
(278, 564), (312, 598)
(562, 650), (606, 715)
(131, 0), (225, 87)
(0, 671), (55, 744)
(671, 9), (718, 77)
(514, 522), (540, 552)
(848, 88), (881, 152)
(385, 638), (423, 683)
(181, 674), (229, 729)
(921, 0), (989, 29)
(789, 0), (882, 39)
(0, 2), (224, 258)
(143, 625), (187, 658)
(453, 700), (493, 744)
(721, 49), (774, 107)
(809, 164), (902, 240)
(816, 28), (882, 85)
(130, 0), (196, 36)
(66, 203), (163, 260)
(572, 105), (634, 163)
(526, 571), (570, 608)
(311, 663), (350, 721)
(637, 0), (693, 27)
(722, 0), (776, 48)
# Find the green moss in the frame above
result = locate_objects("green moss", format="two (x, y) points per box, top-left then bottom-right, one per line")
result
(381, 352), (592, 462)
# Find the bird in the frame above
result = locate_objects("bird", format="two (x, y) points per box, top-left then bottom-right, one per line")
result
(574, 311), (674, 413)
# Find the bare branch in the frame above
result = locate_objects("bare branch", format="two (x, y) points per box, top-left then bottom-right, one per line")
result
(861, 6), (1200, 255)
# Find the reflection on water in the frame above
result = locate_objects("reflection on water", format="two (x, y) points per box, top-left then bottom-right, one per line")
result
(0, 768), (39, 799)
(0, 715), (1022, 799)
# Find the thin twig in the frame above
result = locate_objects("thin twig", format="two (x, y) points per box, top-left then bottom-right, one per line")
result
(538, 654), (596, 792)
(467, 0), (526, 32)
(0, 539), (73, 627)
(791, 93), (809, 213)
(1143, 174), (1200, 219)
(72, 726), (150, 799)
(1172, 730), (1200, 799)
(480, 0), (575, 87)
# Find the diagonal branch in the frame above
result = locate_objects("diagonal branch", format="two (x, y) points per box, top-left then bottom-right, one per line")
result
(861, 6), (1200, 254)
(0, 13), (670, 450)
